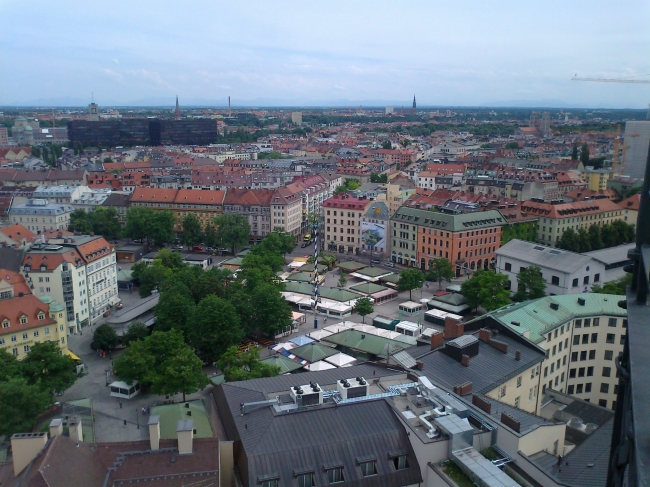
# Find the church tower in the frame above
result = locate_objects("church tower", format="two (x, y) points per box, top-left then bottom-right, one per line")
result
(174, 96), (181, 120)
(412, 95), (416, 110)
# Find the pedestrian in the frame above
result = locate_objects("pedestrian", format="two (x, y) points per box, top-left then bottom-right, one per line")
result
(119, 401), (123, 409)
(123, 419), (126, 427)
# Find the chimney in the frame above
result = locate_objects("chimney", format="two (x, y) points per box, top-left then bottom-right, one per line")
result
(10, 433), (48, 476)
(461, 354), (470, 367)
(177, 419), (194, 454)
(515, 350), (521, 361)
(149, 415), (161, 451)
(501, 412), (521, 432)
(416, 360), (424, 370)
(444, 317), (464, 339)
(478, 328), (492, 343)
(454, 382), (473, 395)
(430, 330), (444, 350)
(219, 441), (235, 487)
(68, 416), (83, 442)
(49, 418), (63, 437)
(472, 394), (492, 414)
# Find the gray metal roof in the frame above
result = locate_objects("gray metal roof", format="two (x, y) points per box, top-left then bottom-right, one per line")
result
(448, 335), (478, 348)
(391, 206), (507, 232)
(214, 364), (421, 487)
(583, 243), (635, 266)
(412, 333), (545, 395)
(483, 397), (553, 434)
(391, 350), (417, 369)
(496, 239), (593, 274)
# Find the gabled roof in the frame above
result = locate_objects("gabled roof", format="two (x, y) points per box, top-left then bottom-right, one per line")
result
(0, 223), (36, 242)
(0, 294), (55, 334)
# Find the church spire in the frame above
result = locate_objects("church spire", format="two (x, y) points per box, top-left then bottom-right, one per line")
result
(412, 95), (416, 110)
(174, 96), (181, 120)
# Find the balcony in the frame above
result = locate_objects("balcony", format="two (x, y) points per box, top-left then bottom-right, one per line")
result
(608, 150), (650, 487)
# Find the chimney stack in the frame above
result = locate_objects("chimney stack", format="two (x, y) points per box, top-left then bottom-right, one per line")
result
(416, 360), (424, 370)
(515, 350), (521, 361)
(472, 394), (492, 414)
(68, 416), (83, 442)
(149, 415), (161, 451)
(444, 317), (464, 339)
(177, 419), (194, 455)
(10, 433), (48, 476)
(478, 328), (492, 343)
(461, 354), (470, 367)
(49, 418), (63, 437)
(454, 382), (473, 395)
(430, 330), (444, 350)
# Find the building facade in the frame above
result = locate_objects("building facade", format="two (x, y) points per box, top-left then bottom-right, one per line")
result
(9, 199), (73, 234)
(323, 194), (371, 254)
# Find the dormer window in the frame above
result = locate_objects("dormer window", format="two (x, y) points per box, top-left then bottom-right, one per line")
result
(20, 315), (28, 325)
(38, 312), (45, 321)
(2, 319), (9, 329)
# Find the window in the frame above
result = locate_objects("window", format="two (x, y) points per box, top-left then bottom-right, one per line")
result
(608, 318), (617, 327)
(575, 319), (582, 328)
(552, 345), (557, 355)
(582, 334), (589, 344)
(571, 352), (578, 362)
(33, 330), (39, 337)
(514, 396), (520, 408)
(580, 351), (587, 361)
(594, 273), (600, 282)
(551, 276), (560, 285)
(504, 262), (512, 271)
(567, 385), (575, 394)
(599, 399), (608, 408)
(583, 276), (589, 285)
(296, 473), (315, 487)
(44, 327), (50, 335)
(584, 319), (591, 327)
(393, 455), (409, 470)
(360, 461), (377, 477)
(544, 367), (548, 377)
(578, 367), (585, 377)
(585, 383), (592, 393)
(551, 363), (555, 373)
(604, 350), (614, 360)
(516, 376), (522, 388)
(261, 479), (278, 487)
(573, 335), (580, 346)
(22, 333), (28, 340)
(569, 368), (576, 378)
(572, 278), (579, 287)
(591, 333), (598, 343)
(326, 467), (344, 483)
(593, 318), (600, 327)
(576, 384), (584, 394)
(20, 316), (27, 325)
(606, 334), (615, 344)
(499, 385), (506, 397)
(600, 383), (609, 394)
(587, 366), (594, 377)
(23, 345), (30, 353)
(602, 366), (611, 377)
(589, 350), (596, 360)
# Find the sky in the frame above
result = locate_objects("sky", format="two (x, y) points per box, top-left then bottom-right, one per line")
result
(1, 0), (649, 108)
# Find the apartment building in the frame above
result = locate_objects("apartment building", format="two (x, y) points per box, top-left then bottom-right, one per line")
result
(390, 206), (506, 275)
(323, 194), (371, 253)
(520, 199), (626, 246)
(270, 187), (303, 236)
(223, 188), (275, 242)
(0, 292), (68, 360)
(23, 236), (117, 332)
(286, 174), (335, 233)
(581, 168), (619, 192)
(471, 293), (627, 411)
(172, 189), (226, 232)
(361, 201), (390, 256)
(9, 199), (73, 233)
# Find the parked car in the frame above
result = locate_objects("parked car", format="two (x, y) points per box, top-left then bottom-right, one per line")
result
(384, 261), (395, 268)
(370, 259), (380, 264)
(193, 245), (204, 251)
(173, 245), (184, 250)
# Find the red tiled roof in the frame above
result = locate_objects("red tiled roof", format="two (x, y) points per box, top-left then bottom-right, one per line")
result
(0, 294), (55, 335)
(618, 193), (641, 211)
(0, 224), (36, 242)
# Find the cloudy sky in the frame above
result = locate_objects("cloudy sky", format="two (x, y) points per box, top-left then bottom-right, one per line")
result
(1, 0), (649, 107)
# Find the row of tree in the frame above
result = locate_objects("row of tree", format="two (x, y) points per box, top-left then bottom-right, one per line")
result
(558, 221), (635, 254)
(69, 207), (122, 239)
(0, 342), (78, 436)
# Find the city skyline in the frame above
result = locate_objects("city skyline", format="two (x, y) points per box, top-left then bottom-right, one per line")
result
(1, 0), (649, 108)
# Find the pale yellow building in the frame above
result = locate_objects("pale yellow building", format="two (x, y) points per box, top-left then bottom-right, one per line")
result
(582, 168), (619, 191)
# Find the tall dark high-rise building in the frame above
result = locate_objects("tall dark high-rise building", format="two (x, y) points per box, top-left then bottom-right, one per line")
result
(68, 120), (121, 147)
(412, 95), (416, 110)
(150, 119), (218, 146)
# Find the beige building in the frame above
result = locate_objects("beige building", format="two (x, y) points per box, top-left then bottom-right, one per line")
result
(520, 198), (626, 246)
(322, 194), (370, 253)
(270, 186), (303, 236)
(9, 199), (73, 234)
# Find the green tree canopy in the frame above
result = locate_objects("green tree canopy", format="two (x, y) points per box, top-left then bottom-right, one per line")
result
(0, 379), (52, 437)
(571, 144), (579, 160)
(150, 346), (208, 402)
(558, 228), (580, 252)
(154, 283), (196, 333)
(181, 214), (203, 247)
(189, 295), (244, 361)
(249, 283), (293, 335)
(513, 266), (546, 302)
(591, 273), (632, 296)
(588, 224), (603, 250)
(580, 143), (590, 165)
(0, 350), (22, 382)
(214, 214), (251, 254)
(217, 346), (280, 382)
(577, 228), (591, 253)
(20, 342), (77, 394)
(124, 207), (175, 246)
(398, 268), (424, 300)
(381, 141), (392, 149)
(203, 222), (218, 248)
(68, 209), (94, 234)
(461, 269), (511, 311)
(427, 258), (455, 290)
(92, 324), (119, 352)
(353, 297), (374, 323)
(121, 322), (150, 345)
(505, 141), (519, 150)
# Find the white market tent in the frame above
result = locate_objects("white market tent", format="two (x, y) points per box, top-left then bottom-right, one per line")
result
(324, 352), (356, 367)
(304, 360), (337, 371)
(307, 329), (334, 340)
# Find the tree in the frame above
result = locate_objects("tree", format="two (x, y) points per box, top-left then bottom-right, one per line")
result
(398, 268), (424, 300)
(353, 297), (374, 323)
(338, 268), (347, 288)
(370, 173), (388, 183)
(203, 222), (218, 248)
(381, 141), (392, 149)
(0, 350), (22, 381)
(257, 230), (295, 256)
(591, 273), (632, 296)
(155, 283), (196, 332)
(121, 322), (149, 345)
(462, 269), (511, 311)
(150, 346), (208, 402)
(427, 258), (455, 290)
(308, 253), (337, 269)
(90, 207), (121, 239)
(505, 141), (519, 150)
(131, 262), (170, 297)
(68, 209), (93, 234)
(601, 224), (619, 248)
(571, 144), (579, 160)
(588, 224), (603, 251)
(611, 220), (635, 244)
(92, 324), (119, 352)
(124, 207), (175, 246)
(577, 228), (591, 253)
(31, 146), (41, 158)
(21, 342), (77, 394)
(558, 228), (580, 252)
(513, 266), (546, 302)
(113, 340), (154, 385)
(189, 295), (244, 361)
(580, 143), (590, 165)
(249, 284), (293, 335)
(181, 214), (203, 247)
(214, 214), (250, 255)
(217, 346), (280, 382)
(0, 379), (52, 437)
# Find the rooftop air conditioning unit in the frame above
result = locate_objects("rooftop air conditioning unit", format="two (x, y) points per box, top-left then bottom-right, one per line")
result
(337, 377), (369, 400)
(290, 382), (323, 407)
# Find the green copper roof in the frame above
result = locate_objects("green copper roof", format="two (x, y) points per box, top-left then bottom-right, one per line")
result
(323, 329), (407, 356)
(477, 293), (627, 344)
(290, 342), (337, 362)
(261, 354), (303, 373)
(391, 206), (507, 232)
(349, 282), (389, 294)
(283, 281), (360, 302)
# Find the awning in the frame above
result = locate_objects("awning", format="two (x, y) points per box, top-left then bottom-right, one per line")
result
(67, 350), (82, 362)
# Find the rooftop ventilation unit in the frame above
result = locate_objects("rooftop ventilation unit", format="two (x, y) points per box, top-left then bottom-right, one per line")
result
(337, 377), (369, 400)
(550, 302), (559, 311)
(290, 382), (323, 407)
(578, 297), (586, 306)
